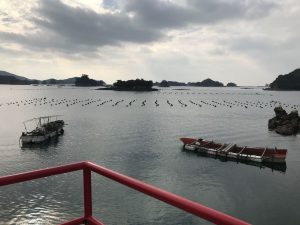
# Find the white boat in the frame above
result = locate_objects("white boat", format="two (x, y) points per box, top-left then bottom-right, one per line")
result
(20, 115), (64, 145)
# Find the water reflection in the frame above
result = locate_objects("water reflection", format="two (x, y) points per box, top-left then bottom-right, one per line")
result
(1, 86), (300, 225)
(20, 136), (62, 150)
(182, 148), (287, 173)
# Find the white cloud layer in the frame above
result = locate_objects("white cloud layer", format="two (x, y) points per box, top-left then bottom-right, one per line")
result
(0, 0), (299, 85)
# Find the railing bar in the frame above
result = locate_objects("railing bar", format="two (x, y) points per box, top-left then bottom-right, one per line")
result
(83, 168), (92, 219)
(87, 162), (249, 225)
(85, 216), (106, 225)
(0, 161), (250, 225)
(0, 162), (85, 186)
(59, 216), (85, 225)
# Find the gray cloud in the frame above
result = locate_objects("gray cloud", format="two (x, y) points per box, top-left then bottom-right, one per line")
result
(126, 0), (277, 28)
(0, 0), (277, 54)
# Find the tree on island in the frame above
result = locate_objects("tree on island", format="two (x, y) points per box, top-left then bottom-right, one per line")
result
(226, 82), (237, 87)
(160, 80), (170, 87)
(75, 74), (105, 86)
(188, 78), (224, 87)
(113, 79), (154, 91)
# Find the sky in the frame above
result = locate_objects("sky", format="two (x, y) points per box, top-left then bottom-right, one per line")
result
(0, 0), (299, 85)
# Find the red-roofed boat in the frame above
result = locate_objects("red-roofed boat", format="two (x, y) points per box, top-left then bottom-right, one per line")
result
(180, 138), (287, 164)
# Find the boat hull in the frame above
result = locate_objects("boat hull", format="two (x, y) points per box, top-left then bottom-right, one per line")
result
(21, 128), (64, 144)
(181, 138), (287, 164)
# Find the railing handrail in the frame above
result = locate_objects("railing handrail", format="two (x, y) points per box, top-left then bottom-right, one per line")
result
(0, 161), (250, 225)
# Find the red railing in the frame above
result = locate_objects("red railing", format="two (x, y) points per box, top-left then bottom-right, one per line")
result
(0, 161), (250, 225)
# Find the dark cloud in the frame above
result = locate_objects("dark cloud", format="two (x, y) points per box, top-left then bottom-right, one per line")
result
(0, 0), (277, 54)
(126, 0), (277, 28)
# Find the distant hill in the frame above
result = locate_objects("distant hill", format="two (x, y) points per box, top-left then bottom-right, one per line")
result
(112, 79), (156, 91)
(0, 71), (30, 81)
(269, 69), (300, 90)
(75, 74), (105, 86)
(188, 78), (224, 87)
(42, 77), (78, 85)
(227, 82), (237, 87)
(0, 76), (33, 85)
(0, 70), (90, 85)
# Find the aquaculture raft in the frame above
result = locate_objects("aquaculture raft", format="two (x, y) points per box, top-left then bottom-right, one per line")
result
(180, 138), (287, 164)
(20, 115), (64, 145)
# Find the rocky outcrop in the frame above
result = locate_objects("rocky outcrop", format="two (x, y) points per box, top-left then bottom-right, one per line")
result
(268, 106), (300, 135)
(269, 68), (300, 90)
(226, 82), (237, 87)
(188, 78), (224, 87)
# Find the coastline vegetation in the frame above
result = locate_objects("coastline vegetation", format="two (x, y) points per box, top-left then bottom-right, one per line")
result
(75, 74), (105, 87)
(112, 79), (155, 91)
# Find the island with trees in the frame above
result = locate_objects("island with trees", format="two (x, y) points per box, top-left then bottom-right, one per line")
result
(226, 82), (237, 87)
(155, 80), (187, 87)
(112, 79), (157, 91)
(188, 78), (224, 87)
(75, 74), (105, 86)
(159, 80), (170, 87)
(267, 68), (300, 90)
(1, 70), (239, 89)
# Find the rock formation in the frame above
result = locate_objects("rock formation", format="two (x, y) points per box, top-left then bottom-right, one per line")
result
(268, 106), (300, 135)
(188, 78), (224, 87)
(226, 82), (237, 87)
(269, 68), (300, 90)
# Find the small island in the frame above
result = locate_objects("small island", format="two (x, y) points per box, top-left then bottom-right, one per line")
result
(226, 82), (237, 87)
(267, 68), (300, 90)
(159, 80), (170, 87)
(75, 74), (105, 87)
(188, 78), (224, 87)
(98, 79), (157, 91)
(155, 80), (187, 87)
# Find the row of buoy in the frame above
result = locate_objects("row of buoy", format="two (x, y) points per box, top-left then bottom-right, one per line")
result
(189, 100), (202, 107)
(156, 92), (269, 96)
(0, 97), (299, 110)
(178, 100), (188, 107)
(155, 100), (159, 107)
(166, 100), (173, 107)
(126, 99), (137, 107)
(112, 100), (124, 107)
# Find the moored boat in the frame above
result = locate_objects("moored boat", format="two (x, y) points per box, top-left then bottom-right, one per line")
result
(20, 115), (64, 145)
(180, 138), (287, 164)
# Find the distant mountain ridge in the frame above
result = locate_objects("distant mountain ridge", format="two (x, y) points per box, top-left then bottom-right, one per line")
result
(0, 71), (30, 81)
(0, 70), (237, 87)
(41, 77), (78, 85)
(0, 70), (80, 85)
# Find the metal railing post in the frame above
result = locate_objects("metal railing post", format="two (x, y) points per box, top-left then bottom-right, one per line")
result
(83, 167), (92, 221)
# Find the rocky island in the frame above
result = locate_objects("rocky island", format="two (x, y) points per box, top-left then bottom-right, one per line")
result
(155, 80), (187, 87)
(75, 74), (105, 86)
(98, 79), (157, 91)
(226, 82), (237, 87)
(268, 106), (300, 135)
(268, 68), (300, 90)
(188, 78), (224, 87)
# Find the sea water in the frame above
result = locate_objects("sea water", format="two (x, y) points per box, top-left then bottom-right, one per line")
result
(0, 85), (299, 225)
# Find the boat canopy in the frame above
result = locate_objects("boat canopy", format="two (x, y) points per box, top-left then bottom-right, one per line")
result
(22, 115), (63, 124)
(22, 115), (63, 132)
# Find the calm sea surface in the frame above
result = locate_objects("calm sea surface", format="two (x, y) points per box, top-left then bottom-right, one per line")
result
(0, 85), (299, 225)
